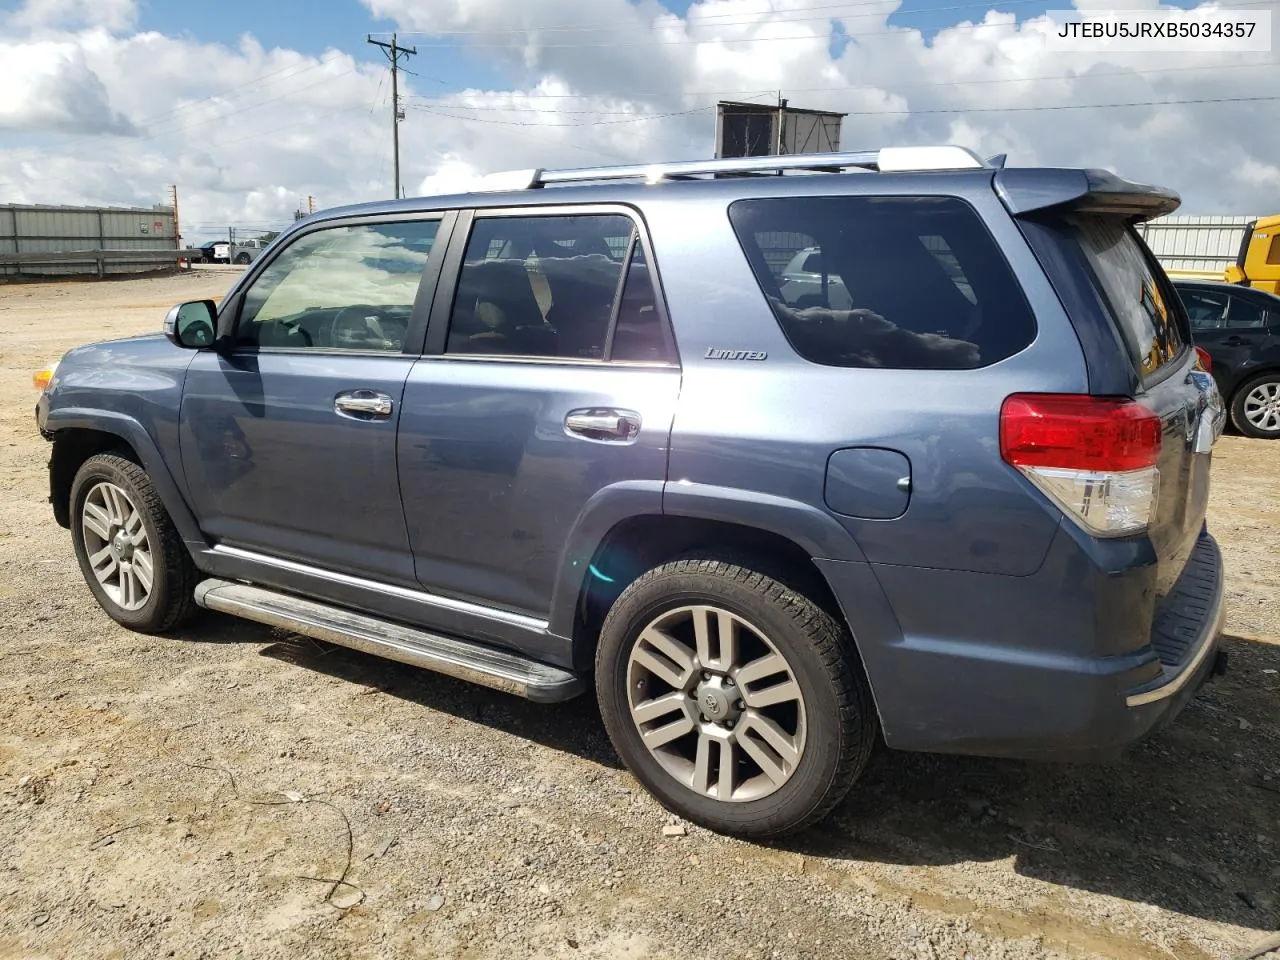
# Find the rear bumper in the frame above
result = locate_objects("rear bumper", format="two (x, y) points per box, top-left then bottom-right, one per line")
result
(817, 528), (1227, 762)
(1125, 533), (1226, 709)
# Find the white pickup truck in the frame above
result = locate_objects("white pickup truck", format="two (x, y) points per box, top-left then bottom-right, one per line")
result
(212, 237), (269, 265)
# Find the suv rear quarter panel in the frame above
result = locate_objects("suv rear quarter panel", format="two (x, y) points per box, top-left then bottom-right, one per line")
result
(641, 174), (1154, 756)
(645, 173), (1088, 576)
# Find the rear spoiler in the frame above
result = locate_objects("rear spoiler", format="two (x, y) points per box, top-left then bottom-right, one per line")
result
(993, 168), (1180, 223)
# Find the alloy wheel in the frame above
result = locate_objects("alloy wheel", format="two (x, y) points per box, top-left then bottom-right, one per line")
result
(625, 605), (807, 803)
(1243, 381), (1280, 434)
(80, 481), (154, 611)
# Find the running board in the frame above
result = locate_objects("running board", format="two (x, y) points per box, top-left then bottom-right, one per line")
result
(194, 579), (585, 703)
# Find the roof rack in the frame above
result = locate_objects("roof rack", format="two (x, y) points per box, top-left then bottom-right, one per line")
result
(467, 146), (988, 193)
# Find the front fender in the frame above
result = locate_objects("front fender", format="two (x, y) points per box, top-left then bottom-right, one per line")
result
(45, 408), (206, 550)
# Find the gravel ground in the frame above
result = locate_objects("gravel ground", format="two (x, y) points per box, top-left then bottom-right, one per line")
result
(0, 272), (1277, 960)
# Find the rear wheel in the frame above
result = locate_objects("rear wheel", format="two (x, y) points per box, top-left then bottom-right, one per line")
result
(70, 454), (200, 633)
(1230, 373), (1280, 439)
(595, 558), (877, 838)
(234, 252), (252, 265)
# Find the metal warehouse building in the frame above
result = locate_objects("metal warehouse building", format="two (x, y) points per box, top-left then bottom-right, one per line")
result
(1135, 214), (1258, 276)
(0, 202), (179, 278)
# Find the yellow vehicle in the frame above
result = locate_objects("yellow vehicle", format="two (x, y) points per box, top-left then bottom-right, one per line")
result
(1158, 215), (1280, 294)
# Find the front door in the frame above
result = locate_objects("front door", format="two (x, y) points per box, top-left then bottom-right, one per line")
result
(180, 217), (443, 583)
(398, 209), (681, 617)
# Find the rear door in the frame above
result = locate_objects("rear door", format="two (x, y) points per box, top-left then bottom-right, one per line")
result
(397, 207), (680, 618)
(1071, 217), (1217, 594)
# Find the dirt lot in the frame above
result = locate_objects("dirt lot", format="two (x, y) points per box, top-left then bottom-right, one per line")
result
(0, 272), (1277, 960)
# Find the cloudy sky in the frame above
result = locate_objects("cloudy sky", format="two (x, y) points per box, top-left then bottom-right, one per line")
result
(1, 0), (1277, 242)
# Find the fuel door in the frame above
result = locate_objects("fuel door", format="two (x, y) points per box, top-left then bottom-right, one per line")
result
(824, 447), (911, 521)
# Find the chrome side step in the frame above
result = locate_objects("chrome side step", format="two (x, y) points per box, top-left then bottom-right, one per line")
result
(194, 579), (585, 703)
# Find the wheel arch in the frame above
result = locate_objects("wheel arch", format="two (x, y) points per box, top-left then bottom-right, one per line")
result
(46, 411), (205, 548)
(559, 512), (856, 673)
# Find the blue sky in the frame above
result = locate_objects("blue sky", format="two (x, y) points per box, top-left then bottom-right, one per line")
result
(126, 0), (1205, 93)
(3, 0), (1269, 223)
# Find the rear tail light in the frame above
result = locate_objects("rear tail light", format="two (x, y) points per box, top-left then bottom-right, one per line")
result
(1194, 346), (1212, 372)
(1001, 394), (1162, 538)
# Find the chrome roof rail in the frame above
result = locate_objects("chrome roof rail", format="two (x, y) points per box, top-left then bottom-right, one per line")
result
(463, 146), (988, 192)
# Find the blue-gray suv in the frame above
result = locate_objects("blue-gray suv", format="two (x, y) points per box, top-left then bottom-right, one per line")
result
(34, 146), (1229, 837)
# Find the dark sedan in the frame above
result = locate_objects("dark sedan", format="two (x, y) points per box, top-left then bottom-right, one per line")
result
(1173, 279), (1280, 439)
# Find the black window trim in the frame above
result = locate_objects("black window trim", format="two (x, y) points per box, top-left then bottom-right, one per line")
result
(421, 203), (680, 368)
(214, 210), (455, 358)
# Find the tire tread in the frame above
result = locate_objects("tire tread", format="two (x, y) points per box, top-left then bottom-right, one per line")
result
(72, 453), (200, 633)
(596, 556), (877, 838)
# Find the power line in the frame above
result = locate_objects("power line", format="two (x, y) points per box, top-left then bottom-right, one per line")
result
(409, 103), (723, 128)
(842, 93), (1280, 116)
(413, 92), (1280, 129)
(403, 60), (1280, 107)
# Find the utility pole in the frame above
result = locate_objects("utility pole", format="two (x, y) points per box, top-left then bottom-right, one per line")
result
(169, 184), (181, 250)
(308, 195), (315, 215)
(367, 33), (417, 199)
(774, 93), (788, 157)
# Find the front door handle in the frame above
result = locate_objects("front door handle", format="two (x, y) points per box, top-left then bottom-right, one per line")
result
(565, 409), (641, 441)
(1223, 336), (1247, 346)
(335, 390), (394, 421)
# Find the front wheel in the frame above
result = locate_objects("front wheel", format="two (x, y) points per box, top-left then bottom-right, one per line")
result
(234, 253), (252, 265)
(595, 558), (877, 838)
(70, 454), (201, 633)
(1230, 373), (1280, 439)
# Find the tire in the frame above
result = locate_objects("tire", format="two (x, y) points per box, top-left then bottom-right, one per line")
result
(595, 558), (877, 838)
(70, 454), (201, 633)
(1229, 373), (1280, 439)
(234, 253), (251, 265)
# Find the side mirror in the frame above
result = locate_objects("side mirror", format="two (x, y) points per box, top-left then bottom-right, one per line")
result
(163, 300), (218, 349)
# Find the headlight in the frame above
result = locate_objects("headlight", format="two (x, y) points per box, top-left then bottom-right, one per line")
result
(32, 361), (59, 392)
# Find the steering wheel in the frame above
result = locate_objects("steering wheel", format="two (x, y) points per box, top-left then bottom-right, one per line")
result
(279, 317), (313, 346)
(330, 305), (394, 350)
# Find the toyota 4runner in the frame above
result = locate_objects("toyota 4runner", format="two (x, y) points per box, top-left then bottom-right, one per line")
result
(34, 146), (1228, 837)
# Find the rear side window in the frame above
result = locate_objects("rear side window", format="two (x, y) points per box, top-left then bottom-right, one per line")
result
(1070, 216), (1186, 381)
(446, 214), (674, 363)
(728, 196), (1035, 370)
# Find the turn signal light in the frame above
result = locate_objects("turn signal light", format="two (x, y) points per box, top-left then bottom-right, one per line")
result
(33, 364), (57, 391)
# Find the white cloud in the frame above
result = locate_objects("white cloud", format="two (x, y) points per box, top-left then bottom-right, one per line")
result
(8, 0), (137, 32)
(0, 0), (1277, 241)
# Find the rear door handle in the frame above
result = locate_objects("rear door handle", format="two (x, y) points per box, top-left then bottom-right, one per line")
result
(1223, 336), (1247, 345)
(564, 409), (641, 441)
(334, 390), (394, 421)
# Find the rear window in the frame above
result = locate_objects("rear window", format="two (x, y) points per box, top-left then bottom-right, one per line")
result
(1070, 215), (1186, 381)
(728, 196), (1036, 370)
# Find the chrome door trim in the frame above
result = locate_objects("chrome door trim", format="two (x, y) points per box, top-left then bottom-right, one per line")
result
(210, 544), (550, 632)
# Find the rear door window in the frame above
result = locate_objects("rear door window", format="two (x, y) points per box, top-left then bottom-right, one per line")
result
(1069, 215), (1187, 382)
(728, 196), (1036, 370)
(445, 213), (674, 363)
